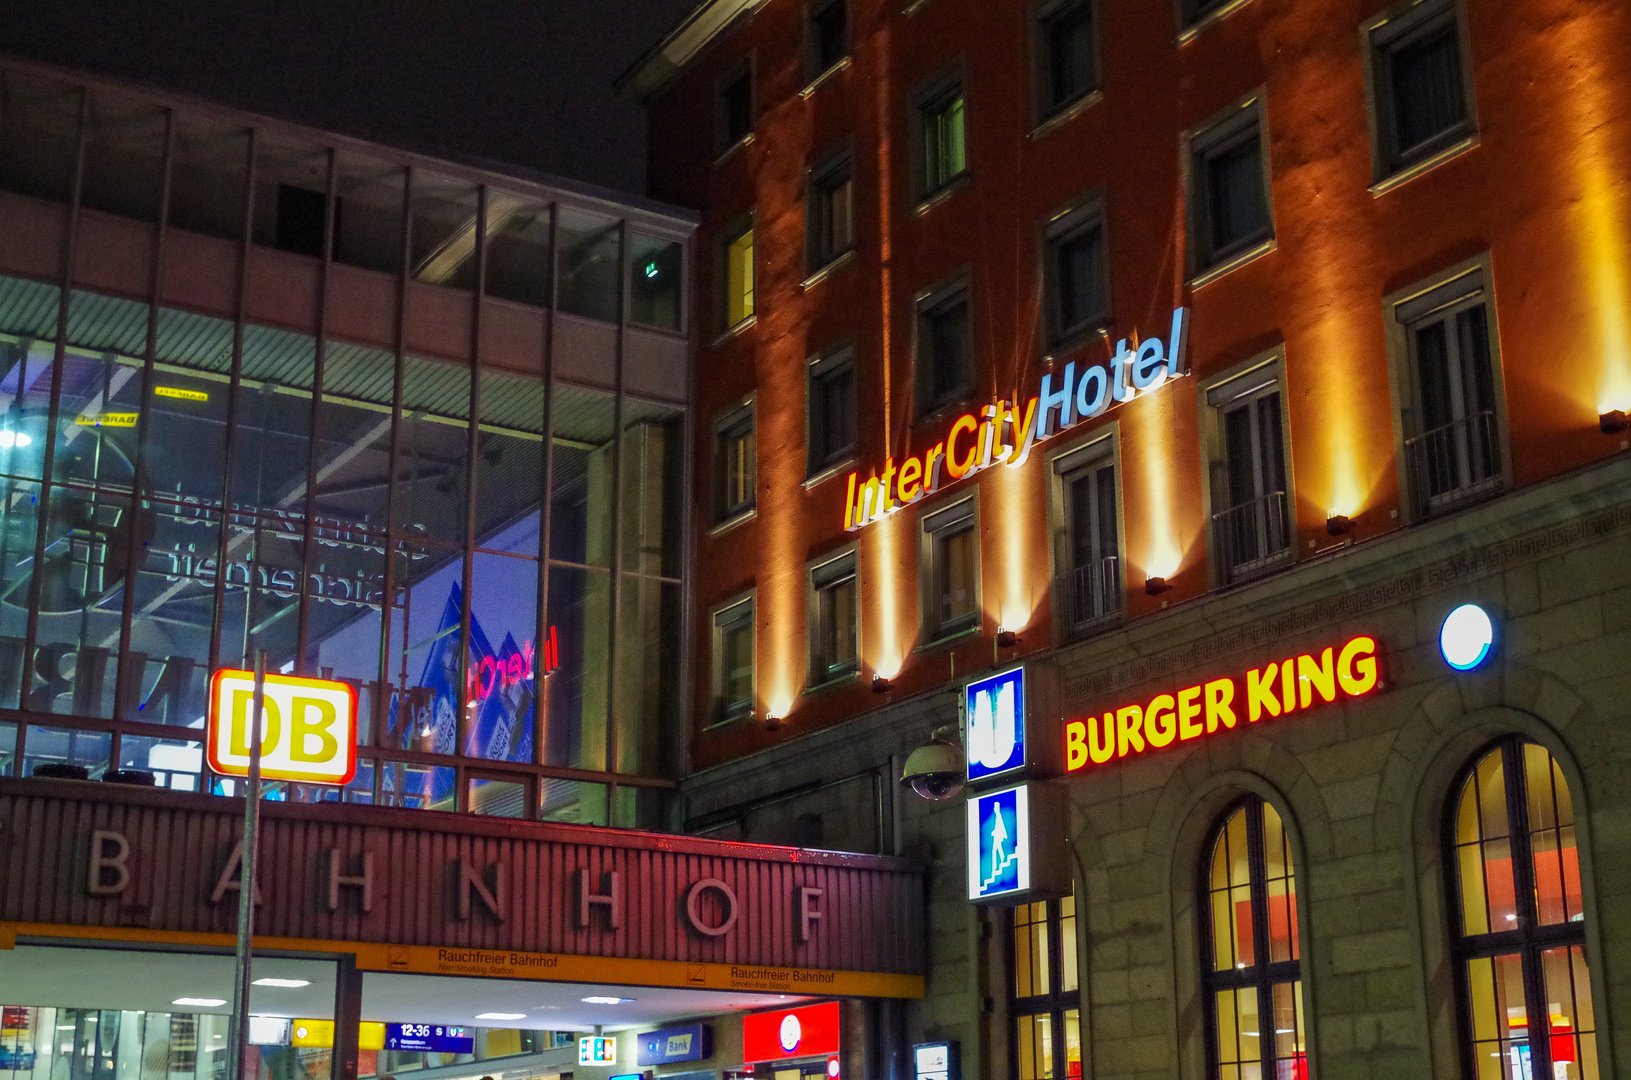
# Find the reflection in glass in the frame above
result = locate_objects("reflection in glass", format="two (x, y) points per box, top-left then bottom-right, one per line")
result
(379, 762), (455, 811)
(119, 734), (203, 791)
(629, 234), (682, 330)
(539, 777), (607, 826)
(486, 200), (553, 307)
(469, 776), (528, 818)
(558, 210), (621, 323)
(334, 155), (406, 274)
(411, 175), (481, 291)
(24, 725), (110, 778)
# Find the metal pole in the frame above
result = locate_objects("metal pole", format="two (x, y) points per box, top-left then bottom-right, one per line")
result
(227, 650), (267, 1080)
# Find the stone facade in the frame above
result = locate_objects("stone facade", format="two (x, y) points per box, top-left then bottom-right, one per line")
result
(680, 451), (1631, 1078)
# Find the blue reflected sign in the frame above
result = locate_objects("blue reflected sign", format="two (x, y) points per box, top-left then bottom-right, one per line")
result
(966, 667), (1024, 783)
(637, 1023), (711, 1066)
(966, 784), (1030, 901)
(385, 1024), (473, 1053)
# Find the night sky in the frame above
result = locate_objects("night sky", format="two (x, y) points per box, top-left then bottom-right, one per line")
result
(0, 0), (701, 198)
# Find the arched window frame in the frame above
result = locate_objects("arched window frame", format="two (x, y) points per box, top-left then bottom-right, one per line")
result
(1198, 795), (1306, 1080)
(1444, 735), (1596, 1078)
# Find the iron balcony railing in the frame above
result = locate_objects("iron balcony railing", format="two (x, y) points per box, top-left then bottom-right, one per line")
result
(1213, 490), (1291, 586)
(1057, 555), (1121, 637)
(1404, 410), (1503, 518)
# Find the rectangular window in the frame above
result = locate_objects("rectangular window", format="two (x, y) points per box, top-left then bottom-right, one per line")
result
(1394, 265), (1503, 517)
(921, 498), (979, 640)
(916, 282), (973, 418)
(721, 219), (755, 329)
(1009, 897), (1082, 1080)
(918, 77), (968, 197)
(1206, 361), (1291, 585)
(712, 595), (755, 723)
(809, 0), (848, 78)
(1187, 97), (1273, 277)
(715, 402), (756, 523)
(807, 150), (854, 272)
(807, 346), (857, 476)
(808, 551), (858, 684)
(1036, 0), (1096, 118)
(718, 63), (754, 153)
(1369, 0), (1472, 178)
(1044, 198), (1108, 347)
(1052, 439), (1119, 635)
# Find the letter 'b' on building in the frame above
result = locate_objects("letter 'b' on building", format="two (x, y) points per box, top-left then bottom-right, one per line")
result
(207, 669), (358, 785)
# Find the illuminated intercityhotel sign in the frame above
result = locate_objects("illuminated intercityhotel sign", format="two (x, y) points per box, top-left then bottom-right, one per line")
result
(1062, 635), (1382, 770)
(844, 308), (1190, 531)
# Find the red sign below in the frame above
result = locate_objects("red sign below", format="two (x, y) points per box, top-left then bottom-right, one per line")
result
(742, 1001), (841, 1063)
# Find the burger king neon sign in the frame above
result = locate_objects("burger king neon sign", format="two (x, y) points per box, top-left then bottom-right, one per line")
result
(1062, 635), (1381, 770)
(843, 308), (1190, 531)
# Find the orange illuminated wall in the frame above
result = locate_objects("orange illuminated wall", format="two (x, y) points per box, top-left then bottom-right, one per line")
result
(640, 0), (1631, 770)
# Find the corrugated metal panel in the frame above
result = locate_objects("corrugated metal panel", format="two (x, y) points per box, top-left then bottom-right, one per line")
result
(0, 780), (924, 975)
(0, 276), (60, 339)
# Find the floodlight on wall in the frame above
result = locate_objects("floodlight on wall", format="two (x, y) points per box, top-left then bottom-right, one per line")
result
(1144, 576), (1172, 596)
(872, 674), (893, 694)
(1326, 514), (1354, 536)
(762, 711), (785, 732)
(995, 627), (1020, 648)
(1600, 410), (1628, 434)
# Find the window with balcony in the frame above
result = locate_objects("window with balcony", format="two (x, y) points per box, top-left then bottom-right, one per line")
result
(715, 401), (756, 524)
(1044, 197), (1108, 349)
(711, 594), (755, 723)
(807, 346), (856, 477)
(807, 148), (854, 273)
(1009, 896), (1083, 1080)
(915, 280), (973, 418)
(1036, 0), (1096, 120)
(1392, 263), (1504, 518)
(1186, 96), (1273, 278)
(1367, 0), (1474, 180)
(1051, 437), (1119, 636)
(1205, 358), (1290, 586)
(808, 0), (848, 80)
(808, 550), (858, 685)
(1448, 738), (1598, 1078)
(1202, 798), (1306, 1080)
(920, 497), (979, 641)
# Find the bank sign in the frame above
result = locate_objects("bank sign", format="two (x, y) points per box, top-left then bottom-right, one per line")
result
(844, 309), (1188, 531)
(206, 670), (359, 784)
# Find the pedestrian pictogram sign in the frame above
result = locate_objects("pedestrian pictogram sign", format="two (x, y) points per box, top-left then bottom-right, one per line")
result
(207, 670), (358, 784)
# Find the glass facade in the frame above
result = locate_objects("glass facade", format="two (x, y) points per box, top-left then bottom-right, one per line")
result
(0, 66), (690, 828)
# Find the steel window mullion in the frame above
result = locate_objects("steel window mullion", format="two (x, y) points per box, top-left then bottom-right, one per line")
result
(20, 85), (88, 718)
(533, 201), (558, 773)
(604, 219), (629, 820)
(295, 147), (339, 673)
(453, 184), (488, 802)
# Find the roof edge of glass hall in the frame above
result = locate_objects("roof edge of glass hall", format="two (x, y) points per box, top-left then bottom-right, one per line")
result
(0, 50), (700, 236)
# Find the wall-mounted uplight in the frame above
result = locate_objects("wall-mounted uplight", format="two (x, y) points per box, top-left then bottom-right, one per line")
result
(762, 712), (785, 732)
(1600, 410), (1629, 435)
(1144, 576), (1172, 596)
(1440, 603), (1495, 671)
(1326, 514), (1354, 536)
(871, 674), (893, 694)
(995, 627), (1020, 649)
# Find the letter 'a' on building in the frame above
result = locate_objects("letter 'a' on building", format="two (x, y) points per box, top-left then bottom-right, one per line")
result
(206, 669), (359, 785)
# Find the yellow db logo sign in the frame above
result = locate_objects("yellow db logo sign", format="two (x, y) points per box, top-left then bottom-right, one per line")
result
(206, 670), (359, 785)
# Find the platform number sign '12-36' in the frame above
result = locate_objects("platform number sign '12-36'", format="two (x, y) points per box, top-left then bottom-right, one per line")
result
(206, 670), (359, 785)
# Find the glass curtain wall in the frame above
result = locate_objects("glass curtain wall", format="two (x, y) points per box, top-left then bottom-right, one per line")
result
(0, 70), (688, 828)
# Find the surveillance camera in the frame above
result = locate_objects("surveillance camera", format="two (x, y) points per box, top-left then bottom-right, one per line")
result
(900, 739), (965, 802)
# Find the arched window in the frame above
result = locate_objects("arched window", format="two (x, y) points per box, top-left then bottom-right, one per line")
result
(1449, 738), (1597, 1078)
(1008, 895), (1082, 1079)
(1201, 797), (1306, 1079)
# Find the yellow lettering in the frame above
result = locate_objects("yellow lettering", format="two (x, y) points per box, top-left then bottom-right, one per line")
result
(897, 456), (923, 503)
(1144, 694), (1177, 748)
(1280, 657), (1297, 715)
(1337, 636), (1379, 696)
(923, 443), (945, 492)
(288, 696), (339, 763)
(229, 689), (282, 756)
(1089, 712), (1115, 764)
(945, 415), (979, 479)
(1247, 663), (1281, 723)
(1177, 685), (1204, 739)
(1204, 678), (1237, 733)
(1297, 648), (1336, 708)
(1065, 721), (1088, 771)
(1116, 705), (1145, 757)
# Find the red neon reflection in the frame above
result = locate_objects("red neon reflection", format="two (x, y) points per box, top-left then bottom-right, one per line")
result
(463, 626), (561, 700)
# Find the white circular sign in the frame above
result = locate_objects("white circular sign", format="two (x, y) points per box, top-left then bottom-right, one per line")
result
(1440, 604), (1494, 670)
(828, 1057), (841, 1078)
(779, 1014), (802, 1053)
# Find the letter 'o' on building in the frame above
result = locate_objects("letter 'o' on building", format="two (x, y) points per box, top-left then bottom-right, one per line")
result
(1439, 603), (1495, 670)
